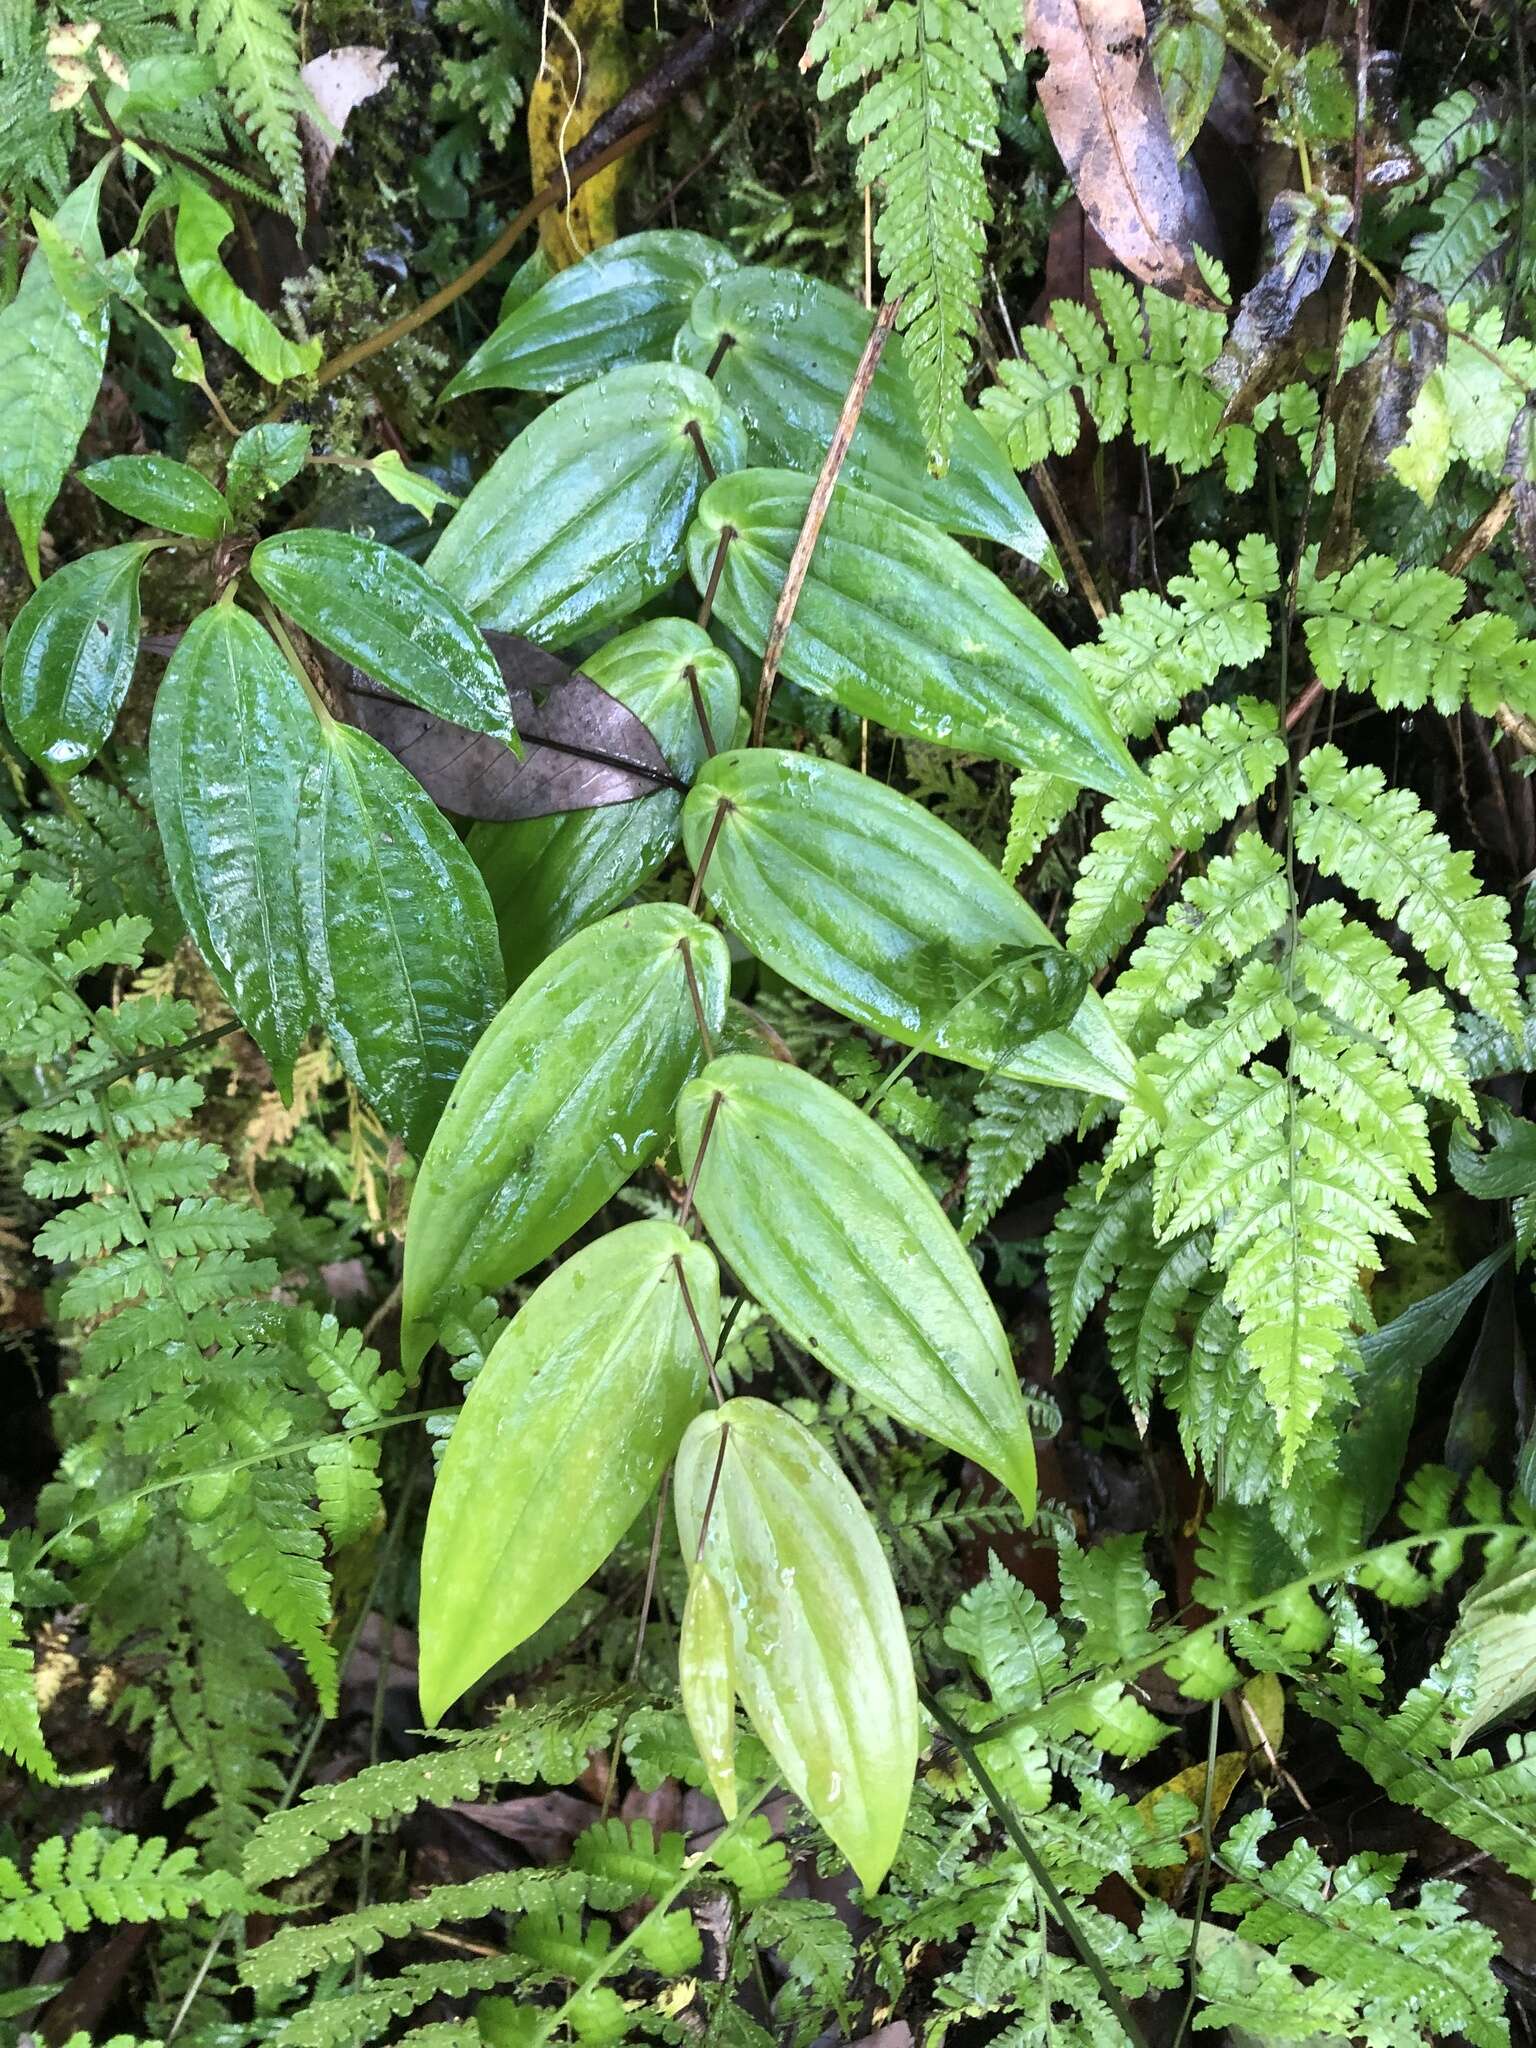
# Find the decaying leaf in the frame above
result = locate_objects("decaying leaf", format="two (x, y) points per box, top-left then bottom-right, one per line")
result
(1026, 0), (1211, 295)
(300, 46), (398, 207)
(334, 628), (679, 821)
(528, 0), (634, 270)
(1214, 189), (1352, 415)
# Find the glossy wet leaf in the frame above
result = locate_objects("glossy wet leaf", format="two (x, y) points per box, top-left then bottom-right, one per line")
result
(677, 1054), (1036, 1509)
(0, 162), (110, 581)
(687, 471), (1139, 793)
(442, 230), (738, 400)
(675, 1399), (917, 1890)
(334, 628), (678, 821)
(299, 720), (504, 1156)
(251, 530), (513, 743)
(427, 361), (747, 643)
(79, 454), (230, 540)
(680, 1566), (738, 1820)
(1149, 0), (1226, 159)
(149, 607), (321, 1096)
(420, 1220), (717, 1725)
(675, 267), (1046, 556)
(401, 902), (728, 1376)
(2, 543), (151, 774)
(470, 619), (740, 984)
(684, 749), (1142, 1103)
(172, 176), (323, 385)
(225, 422), (312, 518)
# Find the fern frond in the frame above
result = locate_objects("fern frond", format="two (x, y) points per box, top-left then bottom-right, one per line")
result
(1389, 86), (1502, 210)
(175, 0), (306, 220)
(0, 1536), (53, 1783)
(1300, 554), (1536, 714)
(0, 1829), (235, 1945)
(1045, 1164), (1151, 1366)
(962, 1076), (1082, 1239)
(1296, 744), (1520, 1032)
(1404, 155), (1515, 309)
(808, 0), (1021, 459)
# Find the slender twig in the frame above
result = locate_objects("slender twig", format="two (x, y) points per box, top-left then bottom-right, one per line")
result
(1031, 461), (1108, 622)
(695, 527), (735, 631)
(684, 418), (717, 484)
(692, 1425), (731, 1562)
(1, 1021), (240, 1134)
(749, 298), (901, 745)
(684, 663), (717, 756)
(1169, 1698), (1223, 2048)
(687, 798), (731, 913)
(673, 1255), (726, 1405)
(678, 1089), (724, 1231)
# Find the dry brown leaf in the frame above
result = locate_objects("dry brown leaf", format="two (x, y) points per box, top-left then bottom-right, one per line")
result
(1026, 0), (1211, 296)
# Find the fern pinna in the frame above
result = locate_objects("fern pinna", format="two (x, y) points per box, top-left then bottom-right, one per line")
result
(0, 824), (401, 1816)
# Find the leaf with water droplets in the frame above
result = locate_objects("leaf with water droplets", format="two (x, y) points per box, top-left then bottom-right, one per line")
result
(401, 901), (728, 1376)
(420, 1220), (717, 1724)
(683, 748), (1142, 1103)
(677, 1053), (1037, 1510)
(4, 542), (152, 773)
(427, 361), (747, 644)
(675, 1398), (917, 1890)
(299, 719), (504, 1155)
(80, 453), (231, 539)
(251, 529), (514, 743)
(149, 606), (322, 1095)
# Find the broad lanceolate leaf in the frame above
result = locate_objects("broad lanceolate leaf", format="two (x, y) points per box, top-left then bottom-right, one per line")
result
(250, 531), (514, 743)
(401, 903), (728, 1376)
(675, 267), (1047, 557)
(225, 422), (312, 517)
(683, 750), (1142, 1104)
(2, 543), (151, 773)
(687, 472), (1138, 794)
(677, 1055), (1037, 1510)
(469, 620), (740, 985)
(172, 176), (323, 385)
(149, 606), (322, 1095)
(420, 1221), (717, 1725)
(442, 230), (739, 400)
(675, 1399), (918, 1890)
(427, 362), (747, 644)
(0, 163), (110, 582)
(79, 454), (231, 539)
(298, 720), (504, 1157)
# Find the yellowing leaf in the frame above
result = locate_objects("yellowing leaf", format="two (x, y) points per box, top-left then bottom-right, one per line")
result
(1134, 1752), (1246, 1899)
(528, 0), (634, 271)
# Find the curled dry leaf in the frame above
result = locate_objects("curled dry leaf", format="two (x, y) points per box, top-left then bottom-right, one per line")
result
(300, 46), (398, 207)
(1026, 0), (1211, 296)
(334, 627), (678, 820)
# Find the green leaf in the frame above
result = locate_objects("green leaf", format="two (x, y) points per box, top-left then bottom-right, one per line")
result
(149, 606), (321, 1096)
(79, 455), (231, 540)
(675, 266), (1046, 556)
(678, 1054), (1037, 1509)
(0, 162), (111, 582)
(226, 422), (312, 517)
(365, 451), (462, 521)
(250, 531), (515, 744)
(1149, 0), (1226, 158)
(401, 902), (728, 1376)
(2, 543), (151, 774)
(442, 229), (738, 399)
(298, 720), (504, 1156)
(427, 362), (746, 643)
(675, 1398), (918, 1890)
(468, 619), (740, 985)
(680, 1567), (738, 1819)
(686, 471), (1136, 792)
(172, 176), (322, 385)
(682, 748), (1142, 1103)
(419, 1220), (717, 1724)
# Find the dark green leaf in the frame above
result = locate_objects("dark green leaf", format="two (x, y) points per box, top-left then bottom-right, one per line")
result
(678, 1053), (1038, 1509)
(675, 1398), (918, 1890)
(401, 901), (728, 1375)
(469, 619), (740, 985)
(0, 163), (111, 582)
(676, 266), (1047, 556)
(687, 471), (1139, 793)
(683, 748), (1143, 1103)
(427, 362), (746, 643)
(172, 177), (323, 385)
(226, 422), (312, 518)
(2, 543), (151, 773)
(1450, 1103), (1536, 1200)
(149, 605), (322, 1094)
(442, 229), (738, 399)
(419, 1220), (717, 1723)
(298, 720), (505, 1155)
(251, 530), (515, 743)
(79, 454), (231, 540)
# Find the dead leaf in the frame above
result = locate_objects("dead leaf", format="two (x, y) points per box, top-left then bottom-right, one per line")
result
(528, 0), (634, 269)
(300, 46), (398, 209)
(1026, 0), (1214, 297)
(1134, 1751), (1247, 1900)
(1213, 189), (1352, 415)
(333, 630), (681, 821)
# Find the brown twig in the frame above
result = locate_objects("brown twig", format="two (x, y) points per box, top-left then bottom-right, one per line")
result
(695, 528), (735, 631)
(687, 798), (731, 913)
(749, 297), (901, 744)
(677, 1090), (724, 1231)
(677, 936), (715, 1063)
(1030, 460), (1109, 622)
(673, 1255), (726, 1405)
